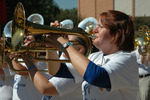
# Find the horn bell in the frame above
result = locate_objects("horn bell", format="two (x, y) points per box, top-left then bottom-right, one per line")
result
(60, 19), (74, 29)
(78, 17), (97, 35)
(4, 20), (13, 38)
(27, 13), (44, 25)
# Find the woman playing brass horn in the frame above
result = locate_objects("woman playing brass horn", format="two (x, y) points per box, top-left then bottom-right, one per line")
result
(20, 10), (138, 100)
(42, 10), (138, 100)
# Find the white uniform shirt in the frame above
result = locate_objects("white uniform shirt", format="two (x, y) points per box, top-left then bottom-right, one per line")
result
(44, 54), (83, 100)
(0, 68), (14, 100)
(47, 77), (82, 100)
(82, 51), (139, 100)
(59, 53), (83, 83)
(13, 60), (51, 100)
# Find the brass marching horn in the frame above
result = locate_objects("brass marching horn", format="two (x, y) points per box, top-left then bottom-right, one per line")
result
(1, 20), (13, 66)
(78, 17), (97, 40)
(27, 13), (44, 25)
(60, 19), (74, 29)
(135, 25), (150, 56)
(138, 25), (150, 37)
(4, 20), (13, 38)
(11, 2), (92, 63)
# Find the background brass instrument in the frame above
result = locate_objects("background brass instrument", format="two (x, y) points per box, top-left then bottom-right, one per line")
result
(27, 13), (44, 25)
(135, 25), (150, 56)
(78, 17), (97, 40)
(4, 20), (12, 38)
(78, 17), (99, 52)
(10, 2), (92, 64)
(60, 19), (74, 29)
(135, 31), (149, 56)
(138, 25), (150, 37)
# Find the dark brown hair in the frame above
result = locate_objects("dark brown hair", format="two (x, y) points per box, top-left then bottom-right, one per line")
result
(100, 10), (135, 52)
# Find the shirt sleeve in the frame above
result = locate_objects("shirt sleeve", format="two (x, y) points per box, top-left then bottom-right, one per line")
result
(55, 63), (74, 79)
(49, 63), (79, 96)
(83, 61), (111, 88)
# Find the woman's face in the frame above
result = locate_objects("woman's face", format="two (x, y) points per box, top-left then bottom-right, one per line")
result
(24, 35), (35, 46)
(93, 19), (112, 50)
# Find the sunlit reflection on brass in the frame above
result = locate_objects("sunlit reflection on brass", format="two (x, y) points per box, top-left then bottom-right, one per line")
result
(138, 25), (150, 37)
(11, 2), (25, 52)
(135, 31), (150, 56)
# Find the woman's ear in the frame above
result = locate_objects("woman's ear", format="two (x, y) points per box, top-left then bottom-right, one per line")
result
(110, 29), (121, 43)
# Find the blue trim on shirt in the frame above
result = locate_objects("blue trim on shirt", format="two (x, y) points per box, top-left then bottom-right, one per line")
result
(42, 95), (52, 100)
(55, 63), (74, 79)
(83, 61), (111, 88)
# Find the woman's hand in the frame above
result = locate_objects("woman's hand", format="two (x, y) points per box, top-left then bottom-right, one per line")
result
(44, 34), (69, 51)
(20, 53), (34, 69)
(50, 20), (62, 28)
(45, 20), (68, 51)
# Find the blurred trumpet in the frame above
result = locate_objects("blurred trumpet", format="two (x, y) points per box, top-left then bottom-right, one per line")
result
(138, 25), (150, 37)
(78, 17), (97, 40)
(135, 30), (150, 56)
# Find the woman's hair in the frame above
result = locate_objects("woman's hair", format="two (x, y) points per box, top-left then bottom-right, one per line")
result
(100, 10), (135, 52)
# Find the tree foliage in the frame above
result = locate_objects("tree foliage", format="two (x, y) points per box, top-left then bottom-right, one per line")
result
(5, 0), (82, 27)
(55, 8), (83, 27)
(1, 0), (82, 35)
(5, 0), (60, 25)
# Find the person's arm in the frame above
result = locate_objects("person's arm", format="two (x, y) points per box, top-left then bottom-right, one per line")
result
(45, 35), (90, 77)
(21, 53), (58, 95)
(57, 37), (90, 77)
(45, 20), (62, 76)
(46, 50), (60, 76)
(5, 53), (29, 76)
(141, 52), (150, 67)
(45, 36), (111, 87)
(11, 60), (29, 76)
